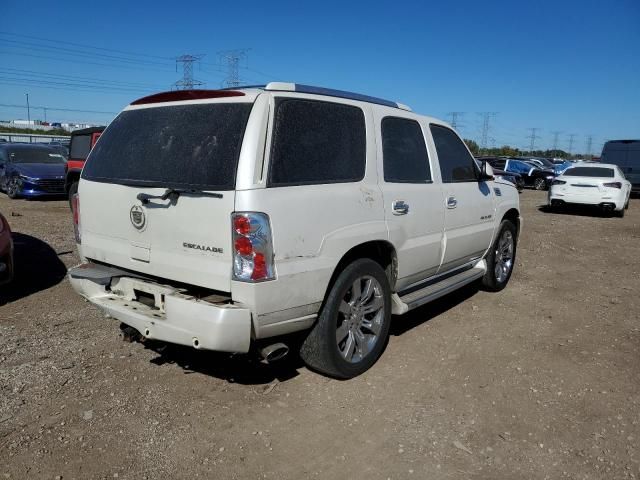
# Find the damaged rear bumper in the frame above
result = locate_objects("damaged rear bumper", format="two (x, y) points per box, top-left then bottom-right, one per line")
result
(68, 263), (252, 353)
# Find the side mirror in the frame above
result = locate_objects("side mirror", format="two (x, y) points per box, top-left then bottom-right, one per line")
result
(479, 161), (494, 181)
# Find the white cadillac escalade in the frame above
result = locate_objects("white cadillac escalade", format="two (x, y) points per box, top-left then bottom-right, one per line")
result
(69, 83), (521, 378)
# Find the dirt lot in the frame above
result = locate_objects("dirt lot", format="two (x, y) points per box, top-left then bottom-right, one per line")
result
(0, 190), (639, 480)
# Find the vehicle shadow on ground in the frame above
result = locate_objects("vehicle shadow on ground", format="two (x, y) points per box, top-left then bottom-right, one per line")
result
(139, 332), (307, 386)
(0, 232), (68, 305)
(139, 285), (481, 385)
(390, 283), (478, 336)
(538, 204), (620, 218)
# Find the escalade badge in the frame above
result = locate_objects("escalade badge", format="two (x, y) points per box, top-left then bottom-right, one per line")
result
(130, 205), (146, 230)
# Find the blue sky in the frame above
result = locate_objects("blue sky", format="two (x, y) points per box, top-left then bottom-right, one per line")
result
(2, 0), (639, 154)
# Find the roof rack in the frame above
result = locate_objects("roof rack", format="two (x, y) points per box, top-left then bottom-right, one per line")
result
(262, 83), (411, 111)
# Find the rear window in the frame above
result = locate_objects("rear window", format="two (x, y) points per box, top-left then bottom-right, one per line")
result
(564, 167), (614, 177)
(82, 103), (253, 190)
(268, 99), (366, 187)
(8, 148), (65, 164)
(69, 134), (92, 160)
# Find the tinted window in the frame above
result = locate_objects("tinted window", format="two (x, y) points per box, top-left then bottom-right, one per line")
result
(82, 103), (253, 190)
(488, 159), (506, 169)
(382, 117), (431, 183)
(268, 99), (365, 187)
(563, 167), (615, 177)
(8, 147), (65, 164)
(69, 134), (92, 160)
(430, 125), (477, 182)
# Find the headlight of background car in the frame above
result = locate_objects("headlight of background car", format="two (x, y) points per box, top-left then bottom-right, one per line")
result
(19, 174), (37, 183)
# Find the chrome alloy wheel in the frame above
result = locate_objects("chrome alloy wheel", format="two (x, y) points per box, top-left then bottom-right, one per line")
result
(336, 275), (385, 363)
(494, 230), (514, 283)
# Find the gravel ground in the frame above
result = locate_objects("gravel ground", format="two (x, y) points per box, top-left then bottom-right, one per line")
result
(0, 190), (639, 480)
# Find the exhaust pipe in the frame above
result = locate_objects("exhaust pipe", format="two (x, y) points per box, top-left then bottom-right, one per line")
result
(260, 343), (289, 363)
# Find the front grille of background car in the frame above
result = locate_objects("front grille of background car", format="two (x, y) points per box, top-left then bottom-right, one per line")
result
(33, 179), (65, 193)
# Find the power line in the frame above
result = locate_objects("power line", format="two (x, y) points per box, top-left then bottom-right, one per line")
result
(218, 49), (250, 88)
(0, 103), (116, 115)
(0, 31), (172, 61)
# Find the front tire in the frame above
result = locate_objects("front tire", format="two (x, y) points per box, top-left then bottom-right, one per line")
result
(481, 219), (517, 292)
(6, 178), (20, 199)
(300, 258), (392, 379)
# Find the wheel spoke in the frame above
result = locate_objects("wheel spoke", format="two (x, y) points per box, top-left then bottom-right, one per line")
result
(336, 321), (350, 344)
(338, 300), (352, 316)
(340, 331), (355, 361)
(353, 329), (369, 357)
(350, 279), (362, 302)
(362, 316), (382, 336)
(362, 295), (383, 315)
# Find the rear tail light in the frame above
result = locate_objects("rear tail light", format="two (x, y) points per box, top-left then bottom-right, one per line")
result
(71, 193), (81, 243)
(603, 182), (622, 189)
(232, 212), (275, 282)
(551, 179), (566, 185)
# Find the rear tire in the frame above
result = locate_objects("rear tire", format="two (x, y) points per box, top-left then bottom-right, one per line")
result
(68, 181), (78, 209)
(534, 178), (546, 191)
(615, 207), (625, 218)
(481, 219), (517, 292)
(300, 258), (391, 379)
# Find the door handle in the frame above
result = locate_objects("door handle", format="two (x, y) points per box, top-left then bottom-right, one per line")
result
(392, 200), (409, 215)
(446, 196), (458, 209)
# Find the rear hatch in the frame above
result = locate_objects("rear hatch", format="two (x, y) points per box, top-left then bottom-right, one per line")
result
(559, 166), (617, 196)
(78, 96), (255, 292)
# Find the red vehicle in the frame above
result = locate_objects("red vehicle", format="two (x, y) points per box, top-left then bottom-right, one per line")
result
(0, 212), (13, 285)
(65, 126), (104, 202)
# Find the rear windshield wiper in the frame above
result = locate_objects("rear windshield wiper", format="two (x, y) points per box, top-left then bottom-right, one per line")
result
(136, 188), (223, 205)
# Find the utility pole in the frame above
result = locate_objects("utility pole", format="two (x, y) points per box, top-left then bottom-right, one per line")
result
(218, 49), (250, 88)
(478, 112), (497, 155)
(448, 111), (464, 130)
(567, 133), (576, 157)
(585, 135), (594, 160)
(25, 93), (30, 126)
(526, 127), (541, 154)
(173, 54), (205, 90)
(43, 107), (47, 123)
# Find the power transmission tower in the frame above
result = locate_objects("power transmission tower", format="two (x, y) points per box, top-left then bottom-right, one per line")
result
(551, 130), (562, 153)
(218, 49), (250, 88)
(174, 54), (205, 90)
(478, 112), (497, 155)
(567, 133), (576, 157)
(526, 128), (541, 154)
(585, 135), (594, 160)
(448, 111), (464, 130)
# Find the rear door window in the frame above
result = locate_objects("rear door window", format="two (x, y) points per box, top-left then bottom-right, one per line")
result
(430, 125), (478, 182)
(82, 103), (253, 190)
(382, 117), (431, 183)
(268, 99), (366, 187)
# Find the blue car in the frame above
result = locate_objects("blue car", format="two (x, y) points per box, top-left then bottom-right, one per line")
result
(0, 144), (67, 199)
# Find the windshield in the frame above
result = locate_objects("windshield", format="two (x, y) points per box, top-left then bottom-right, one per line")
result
(82, 102), (253, 190)
(9, 148), (66, 164)
(564, 167), (614, 177)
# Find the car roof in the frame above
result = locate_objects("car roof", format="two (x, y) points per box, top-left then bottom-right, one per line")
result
(70, 126), (106, 136)
(0, 143), (57, 152)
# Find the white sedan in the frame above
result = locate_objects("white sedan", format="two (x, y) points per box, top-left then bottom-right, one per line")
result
(548, 163), (631, 217)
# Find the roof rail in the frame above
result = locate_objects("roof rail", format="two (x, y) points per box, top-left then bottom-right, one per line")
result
(264, 82), (410, 110)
